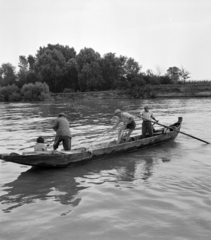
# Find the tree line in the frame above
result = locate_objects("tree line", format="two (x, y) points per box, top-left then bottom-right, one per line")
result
(0, 44), (191, 96)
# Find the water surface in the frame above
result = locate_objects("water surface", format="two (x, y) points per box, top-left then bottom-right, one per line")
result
(0, 98), (211, 240)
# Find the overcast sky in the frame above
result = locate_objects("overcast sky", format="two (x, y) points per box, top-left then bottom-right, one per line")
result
(1, 0), (211, 80)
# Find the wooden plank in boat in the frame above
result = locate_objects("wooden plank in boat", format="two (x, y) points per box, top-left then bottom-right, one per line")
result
(22, 148), (87, 156)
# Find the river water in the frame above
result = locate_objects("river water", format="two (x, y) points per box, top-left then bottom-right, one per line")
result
(0, 98), (211, 240)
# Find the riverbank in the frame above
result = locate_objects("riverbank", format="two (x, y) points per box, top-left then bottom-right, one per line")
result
(51, 83), (211, 100)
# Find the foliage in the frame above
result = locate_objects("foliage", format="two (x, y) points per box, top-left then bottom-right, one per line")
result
(34, 44), (77, 92)
(166, 66), (181, 83)
(78, 62), (104, 91)
(0, 82), (50, 102)
(0, 63), (17, 86)
(34, 48), (66, 92)
(0, 84), (21, 101)
(63, 88), (75, 93)
(17, 55), (29, 87)
(65, 58), (79, 91)
(76, 48), (103, 91)
(124, 57), (141, 75)
(39, 44), (76, 62)
(76, 47), (101, 71)
(180, 66), (190, 82)
(0, 43), (195, 97)
(100, 53), (122, 90)
(21, 82), (50, 101)
(159, 75), (173, 84)
(125, 84), (156, 99)
(143, 75), (161, 85)
(27, 55), (36, 70)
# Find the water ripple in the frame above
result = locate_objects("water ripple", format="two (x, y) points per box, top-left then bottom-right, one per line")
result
(1, 99), (211, 240)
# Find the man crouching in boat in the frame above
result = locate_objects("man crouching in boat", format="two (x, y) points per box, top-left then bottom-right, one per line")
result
(108, 109), (136, 144)
(53, 113), (72, 151)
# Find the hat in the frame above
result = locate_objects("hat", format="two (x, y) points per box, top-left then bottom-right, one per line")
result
(114, 109), (121, 114)
(58, 112), (67, 117)
(144, 106), (149, 109)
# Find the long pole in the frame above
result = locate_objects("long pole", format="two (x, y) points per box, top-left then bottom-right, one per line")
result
(138, 116), (209, 144)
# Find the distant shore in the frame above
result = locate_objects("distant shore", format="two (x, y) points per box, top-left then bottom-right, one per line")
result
(50, 83), (211, 100)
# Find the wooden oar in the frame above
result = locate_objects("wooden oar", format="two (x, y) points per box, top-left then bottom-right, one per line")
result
(138, 116), (210, 144)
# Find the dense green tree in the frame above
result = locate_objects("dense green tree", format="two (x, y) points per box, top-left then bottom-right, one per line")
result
(17, 55), (29, 87)
(76, 48), (103, 91)
(65, 58), (79, 91)
(34, 44), (77, 92)
(100, 53), (122, 90)
(0, 63), (17, 86)
(18, 55), (28, 71)
(17, 55), (39, 87)
(34, 48), (67, 92)
(78, 62), (104, 91)
(124, 57), (141, 75)
(110, 55), (128, 88)
(166, 66), (181, 83)
(76, 47), (101, 70)
(43, 44), (76, 62)
(113, 56), (142, 89)
(27, 55), (36, 70)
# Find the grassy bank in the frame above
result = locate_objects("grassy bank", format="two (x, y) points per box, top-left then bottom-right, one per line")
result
(51, 83), (211, 100)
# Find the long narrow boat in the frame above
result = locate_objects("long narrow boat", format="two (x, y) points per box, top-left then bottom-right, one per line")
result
(0, 117), (182, 168)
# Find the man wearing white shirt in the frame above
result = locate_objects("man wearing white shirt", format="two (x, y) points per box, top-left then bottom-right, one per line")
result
(141, 106), (157, 138)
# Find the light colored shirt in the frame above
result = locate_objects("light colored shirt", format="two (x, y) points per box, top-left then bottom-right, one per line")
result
(34, 143), (47, 152)
(53, 117), (72, 137)
(141, 110), (154, 121)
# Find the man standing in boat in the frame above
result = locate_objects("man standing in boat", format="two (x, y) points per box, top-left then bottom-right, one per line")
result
(53, 113), (72, 151)
(141, 106), (158, 138)
(109, 109), (136, 144)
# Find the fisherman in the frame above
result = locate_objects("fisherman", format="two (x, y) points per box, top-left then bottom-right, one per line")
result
(53, 112), (72, 151)
(140, 106), (158, 138)
(109, 109), (136, 144)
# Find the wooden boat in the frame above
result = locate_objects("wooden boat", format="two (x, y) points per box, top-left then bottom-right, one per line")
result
(0, 117), (182, 168)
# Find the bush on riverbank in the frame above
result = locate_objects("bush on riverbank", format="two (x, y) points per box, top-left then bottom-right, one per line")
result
(0, 84), (21, 101)
(125, 85), (157, 98)
(0, 82), (51, 102)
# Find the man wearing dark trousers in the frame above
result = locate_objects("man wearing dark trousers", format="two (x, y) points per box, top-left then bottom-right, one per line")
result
(53, 113), (72, 151)
(141, 106), (158, 138)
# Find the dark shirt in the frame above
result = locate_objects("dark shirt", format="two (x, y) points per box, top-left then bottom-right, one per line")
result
(53, 117), (71, 137)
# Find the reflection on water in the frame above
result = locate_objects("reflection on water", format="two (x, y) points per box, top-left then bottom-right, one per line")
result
(0, 153), (157, 213)
(1, 98), (211, 240)
(0, 167), (84, 213)
(141, 157), (154, 180)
